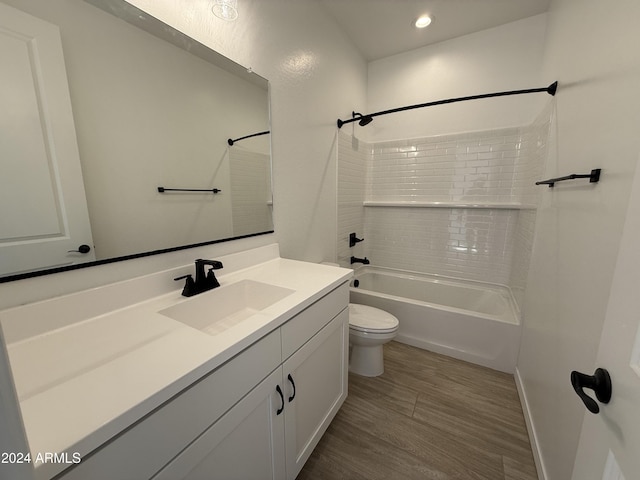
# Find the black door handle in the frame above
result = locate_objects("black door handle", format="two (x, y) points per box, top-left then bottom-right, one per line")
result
(276, 385), (284, 415)
(570, 368), (612, 414)
(68, 244), (91, 254)
(287, 374), (296, 402)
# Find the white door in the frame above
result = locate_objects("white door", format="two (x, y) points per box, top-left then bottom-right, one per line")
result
(0, 3), (94, 278)
(570, 156), (640, 479)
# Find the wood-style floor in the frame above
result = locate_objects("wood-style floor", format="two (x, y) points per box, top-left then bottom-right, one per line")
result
(298, 341), (538, 480)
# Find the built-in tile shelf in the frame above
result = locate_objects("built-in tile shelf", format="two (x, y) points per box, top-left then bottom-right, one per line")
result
(363, 201), (537, 210)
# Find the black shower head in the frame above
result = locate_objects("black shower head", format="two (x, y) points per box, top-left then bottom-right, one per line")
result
(358, 115), (373, 126)
(352, 111), (373, 127)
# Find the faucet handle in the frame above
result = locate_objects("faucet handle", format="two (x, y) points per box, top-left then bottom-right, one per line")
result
(174, 274), (197, 297)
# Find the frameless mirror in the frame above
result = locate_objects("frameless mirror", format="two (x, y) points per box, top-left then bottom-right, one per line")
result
(0, 0), (272, 282)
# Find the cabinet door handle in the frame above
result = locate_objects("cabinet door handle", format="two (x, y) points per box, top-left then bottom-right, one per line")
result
(276, 385), (284, 415)
(287, 374), (296, 402)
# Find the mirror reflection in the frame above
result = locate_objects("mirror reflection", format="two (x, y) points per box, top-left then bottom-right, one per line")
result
(0, 0), (272, 281)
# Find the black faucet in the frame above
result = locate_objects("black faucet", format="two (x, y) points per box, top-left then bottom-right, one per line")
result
(174, 259), (224, 297)
(350, 256), (370, 265)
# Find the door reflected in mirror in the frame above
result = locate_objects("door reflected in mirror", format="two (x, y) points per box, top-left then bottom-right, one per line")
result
(0, 0), (272, 282)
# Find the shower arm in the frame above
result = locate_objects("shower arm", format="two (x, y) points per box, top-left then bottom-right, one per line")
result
(336, 81), (558, 128)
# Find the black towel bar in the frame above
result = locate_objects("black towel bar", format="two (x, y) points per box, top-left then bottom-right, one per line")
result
(536, 169), (601, 188)
(157, 187), (221, 194)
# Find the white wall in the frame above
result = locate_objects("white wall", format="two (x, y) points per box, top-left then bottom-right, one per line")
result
(516, 1), (640, 479)
(0, 0), (367, 307)
(367, 14), (549, 142)
(126, 0), (368, 264)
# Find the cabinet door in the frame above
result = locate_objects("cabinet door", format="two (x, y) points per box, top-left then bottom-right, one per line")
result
(152, 368), (286, 480)
(283, 308), (348, 480)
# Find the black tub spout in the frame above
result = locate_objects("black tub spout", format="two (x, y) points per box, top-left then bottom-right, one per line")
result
(351, 256), (370, 265)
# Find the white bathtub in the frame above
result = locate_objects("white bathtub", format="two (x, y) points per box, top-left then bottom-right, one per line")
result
(349, 266), (521, 373)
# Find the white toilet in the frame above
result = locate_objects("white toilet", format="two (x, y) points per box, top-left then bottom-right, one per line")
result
(348, 303), (399, 377)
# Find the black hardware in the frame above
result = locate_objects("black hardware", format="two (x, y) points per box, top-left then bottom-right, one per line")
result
(536, 169), (601, 188)
(196, 259), (223, 284)
(68, 244), (91, 254)
(157, 187), (221, 194)
(351, 256), (370, 265)
(228, 130), (270, 146)
(337, 82), (558, 128)
(174, 274), (196, 297)
(349, 233), (364, 248)
(276, 385), (284, 415)
(176, 259), (224, 297)
(348, 112), (373, 127)
(570, 368), (612, 414)
(287, 374), (296, 402)
(352, 279), (360, 288)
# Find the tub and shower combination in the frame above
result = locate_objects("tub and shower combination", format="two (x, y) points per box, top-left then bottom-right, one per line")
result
(349, 266), (521, 373)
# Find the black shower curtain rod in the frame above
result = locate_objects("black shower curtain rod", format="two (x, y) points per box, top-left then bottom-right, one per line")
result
(227, 130), (270, 146)
(336, 81), (558, 129)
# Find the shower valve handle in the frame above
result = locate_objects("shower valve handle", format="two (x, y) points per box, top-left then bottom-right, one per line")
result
(349, 233), (364, 247)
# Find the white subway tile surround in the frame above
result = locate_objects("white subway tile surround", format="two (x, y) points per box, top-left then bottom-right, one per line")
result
(229, 147), (273, 237)
(363, 206), (517, 285)
(337, 103), (552, 308)
(368, 127), (545, 205)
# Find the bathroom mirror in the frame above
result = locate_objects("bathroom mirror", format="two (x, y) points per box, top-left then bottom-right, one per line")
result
(0, 0), (272, 282)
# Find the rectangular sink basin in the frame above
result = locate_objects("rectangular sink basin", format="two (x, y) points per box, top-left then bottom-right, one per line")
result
(159, 279), (295, 336)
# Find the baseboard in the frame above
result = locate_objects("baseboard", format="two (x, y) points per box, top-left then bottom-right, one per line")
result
(394, 334), (515, 374)
(514, 367), (547, 480)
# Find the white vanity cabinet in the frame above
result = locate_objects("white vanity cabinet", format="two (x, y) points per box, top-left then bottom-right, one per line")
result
(153, 308), (348, 480)
(281, 307), (348, 479)
(57, 282), (349, 480)
(152, 367), (287, 480)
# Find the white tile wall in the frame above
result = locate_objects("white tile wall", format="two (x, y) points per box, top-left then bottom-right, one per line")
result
(337, 133), (369, 266)
(363, 206), (518, 284)
(368, 126), (544, 204)
(509, 209), (538, 308)
(337, 106), (551, 304)
(229, 147), (273, 237)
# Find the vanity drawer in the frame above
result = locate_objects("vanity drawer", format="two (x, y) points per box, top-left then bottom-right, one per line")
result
(58, 329), (281, 480)
(281, 282), (349, 360)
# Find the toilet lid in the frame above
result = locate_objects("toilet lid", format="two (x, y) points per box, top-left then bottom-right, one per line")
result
(349, 303), (399, 334)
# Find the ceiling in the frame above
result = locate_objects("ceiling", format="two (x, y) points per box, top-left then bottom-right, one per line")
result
(319, 0), (552, 61)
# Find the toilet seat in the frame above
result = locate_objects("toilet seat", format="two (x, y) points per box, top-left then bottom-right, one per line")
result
(349, 303), (399, 334)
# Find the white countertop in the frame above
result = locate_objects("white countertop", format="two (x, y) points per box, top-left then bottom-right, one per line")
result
(0, 246), (352, 479)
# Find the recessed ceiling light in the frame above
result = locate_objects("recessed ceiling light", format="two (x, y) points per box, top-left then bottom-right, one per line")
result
(415, 15), (432, 29)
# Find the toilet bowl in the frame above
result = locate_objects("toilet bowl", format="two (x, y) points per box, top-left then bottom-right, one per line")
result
(348, 303), (399, 377)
